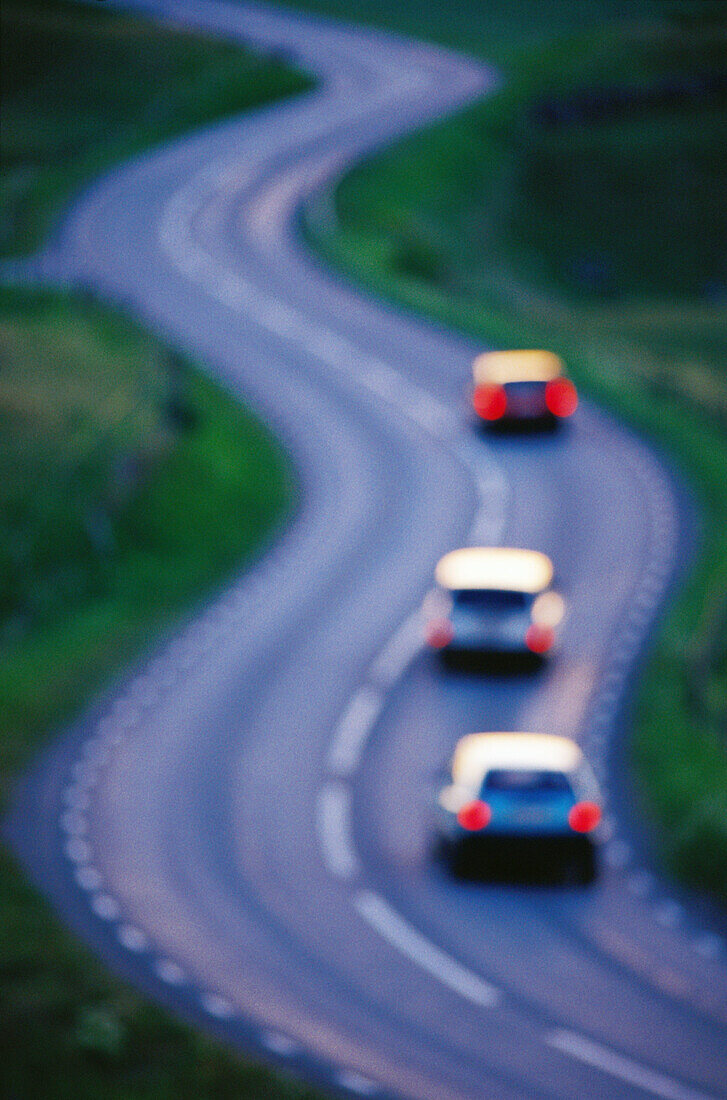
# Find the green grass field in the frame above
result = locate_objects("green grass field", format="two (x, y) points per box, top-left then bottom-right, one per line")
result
(295, 1), (727, 904)
(0, 1), (324, 1096)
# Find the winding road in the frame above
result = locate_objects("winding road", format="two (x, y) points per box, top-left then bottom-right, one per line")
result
(7, 2), (727, 1097)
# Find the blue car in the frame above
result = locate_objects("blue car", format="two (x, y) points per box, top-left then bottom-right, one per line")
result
(437, 733), (602, 882)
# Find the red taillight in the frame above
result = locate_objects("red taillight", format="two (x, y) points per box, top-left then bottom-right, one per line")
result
(426, 618), (454, 649)
(473, 383), (507, 421)
(525, 623), (555, 654)
(457, 800), (492, 831)
(568, 801), (601, 833)
(545, 377), (578, 418)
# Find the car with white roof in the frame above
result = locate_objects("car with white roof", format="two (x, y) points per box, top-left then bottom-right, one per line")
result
(424, 547), (565, 658)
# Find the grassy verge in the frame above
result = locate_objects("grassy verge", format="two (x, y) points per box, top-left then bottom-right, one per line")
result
(297, 3), (727, 904)
(0, 0), (312, 257)
(1, 2), (323, 1095)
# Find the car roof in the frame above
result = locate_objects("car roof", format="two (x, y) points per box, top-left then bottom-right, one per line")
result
(473, 349), (564, 386)
(452, 733), (583, 786)
(435, 547), (553, 593)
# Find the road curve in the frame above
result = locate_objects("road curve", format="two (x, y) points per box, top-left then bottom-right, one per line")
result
(7, 2), (727, 1098)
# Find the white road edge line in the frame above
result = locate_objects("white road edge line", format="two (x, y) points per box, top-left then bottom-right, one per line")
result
(546, 1028), (718, 1100)
(261, 1030), (300, 1056)
(337, 1069), (379, 1095)
(317, 783), (359, 880)
(201, 992), (235, 1019)
(355, 889), (500, 1008)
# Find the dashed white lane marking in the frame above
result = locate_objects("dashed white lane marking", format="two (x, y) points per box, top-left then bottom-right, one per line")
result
(327, 687), (384, 777)
(405, 393), (454, 435)
(72, 761), (97, 787)
(547, 1028), (718, 1100)
(338, 1069), (379, 1095)
(462, 462), (509, 544)
(62, 784), (89, 810)
(91, 893), (121, 921)
(261, 1030), (300, 1056)
(355, 890), (500, 1008)
(60, 810), (87, 836)
(317, 783), (359, 880)
(74, 865), (103, 891)
(368, 611), (423, 689)
(474, 473), (509, 515)
(155, 959), (187, 986)
(201, 992), (235, 1019)
(65, 838), (92, 864)
(117, 924), (148, 952)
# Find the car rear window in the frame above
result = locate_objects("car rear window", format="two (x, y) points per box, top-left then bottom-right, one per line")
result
(502, 380), (547, 392)
(482, 769), (572, 795)
(453, 590), (529, 610)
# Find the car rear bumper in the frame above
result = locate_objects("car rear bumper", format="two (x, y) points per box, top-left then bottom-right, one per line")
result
(476, 409), (561, 432)
(438, 644), (547, 672)
(445, 832), (596, 879)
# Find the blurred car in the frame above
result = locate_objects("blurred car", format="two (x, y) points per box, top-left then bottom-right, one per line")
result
(437, 732), (601, 882)
(424, 547), (564, 658)
(471, 349), (577, 425)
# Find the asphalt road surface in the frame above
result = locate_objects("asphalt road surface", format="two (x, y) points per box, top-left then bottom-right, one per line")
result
(7, 2), (727, 1097)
